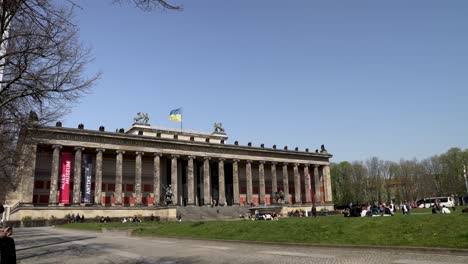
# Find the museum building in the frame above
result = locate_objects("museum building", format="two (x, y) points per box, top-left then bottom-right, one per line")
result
(5, 121), (333, 220)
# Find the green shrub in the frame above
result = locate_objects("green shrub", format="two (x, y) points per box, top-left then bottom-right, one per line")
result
(21, 216), (32, 222)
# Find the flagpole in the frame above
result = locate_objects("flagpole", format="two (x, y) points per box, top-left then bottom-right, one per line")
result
(180, 120), (182, 132)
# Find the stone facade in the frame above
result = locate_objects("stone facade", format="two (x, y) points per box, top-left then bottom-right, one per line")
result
(5, 124), (333, 220)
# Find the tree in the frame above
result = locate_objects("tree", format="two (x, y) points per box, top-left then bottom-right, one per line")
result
(331, 161), (354, 205)
(113, 0), (181, 11)
(0, 0), (101, 200)
(0, 0), (179, 201)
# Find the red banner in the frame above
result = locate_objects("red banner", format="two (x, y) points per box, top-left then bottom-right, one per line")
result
(59, 152), (73, 204)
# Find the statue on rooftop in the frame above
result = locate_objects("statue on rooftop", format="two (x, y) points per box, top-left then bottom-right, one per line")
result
(134, 112), (149, 125)
(320, 144), (327, 153)
(214, 122), (225, 133)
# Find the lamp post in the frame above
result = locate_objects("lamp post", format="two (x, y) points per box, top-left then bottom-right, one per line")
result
(464, 165), (468, 196)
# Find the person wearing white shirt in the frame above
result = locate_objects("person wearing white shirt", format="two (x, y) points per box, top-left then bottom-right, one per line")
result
(441, 205), (451, 214)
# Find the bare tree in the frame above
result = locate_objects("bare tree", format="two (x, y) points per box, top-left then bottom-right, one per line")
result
(113, 0), (181, 11)
(0, 0), (101, 200)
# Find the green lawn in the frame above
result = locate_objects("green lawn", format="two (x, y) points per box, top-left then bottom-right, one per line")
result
(60, 209), (468, 249)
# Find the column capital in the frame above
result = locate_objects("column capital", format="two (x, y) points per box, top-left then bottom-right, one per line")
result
(135, 151), (144, 156)
(96, 148), (106, 153)
(294, 163), (300, 167)
(52, 145), (62, 150)
(218, 158), (225, 162)
(116, 150), (125, 154)
(171, 154), (179, 159)
(74, 147), (85, 151)
(313, 164), (320, 168)
(203, 156), (211, 161)
(188, 155), (196, 160)
(282, 162), (289, 166)
(270, 161), (277, 165)
(232, 159), (240, 163)
(246, 160), (252, 164)
(153, 152), (162, 157)
(259, 160), (265, 165)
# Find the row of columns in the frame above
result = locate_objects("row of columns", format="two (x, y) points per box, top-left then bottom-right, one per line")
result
(47, 145), (332, 206)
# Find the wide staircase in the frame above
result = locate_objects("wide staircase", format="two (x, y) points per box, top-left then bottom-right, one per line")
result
(176, 206), (250, 221)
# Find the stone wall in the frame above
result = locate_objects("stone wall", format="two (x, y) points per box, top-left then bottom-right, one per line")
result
(8, 206), (177, 222)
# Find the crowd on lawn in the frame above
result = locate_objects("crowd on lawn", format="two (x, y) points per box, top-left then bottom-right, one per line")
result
(240, 211), (279, 220)
(341, 199), (458, 217)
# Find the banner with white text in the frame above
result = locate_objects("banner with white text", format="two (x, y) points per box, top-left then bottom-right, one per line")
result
(82, 155), (93, 204)
(59, 152), (73, 204)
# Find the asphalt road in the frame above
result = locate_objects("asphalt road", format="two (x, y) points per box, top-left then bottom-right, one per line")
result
(12, 226), (468, 264)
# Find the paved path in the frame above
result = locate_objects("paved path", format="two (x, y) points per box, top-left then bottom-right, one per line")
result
(13, 227), (468, 264)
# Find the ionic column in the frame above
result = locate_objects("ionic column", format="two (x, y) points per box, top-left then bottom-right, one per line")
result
(203, 157), (211, 205)
(187, 156), (195, 205)
(313, 164), (321, 203)
(323, 165), (332, 202)
(72, 147), (84, 204)
(282, 163), (289, 199)
(171, 155), (179, 205)
(270, 162), (277, 196)
(246, 160), (253, 205)
(135, 152), (144, 205)
(259, 161), (265, 204)
(49, 145), (62, 204)
(153, 153), (161, 205)
(294, 163), (301, 204)
(114, 150), (125, 205)
(94, 148), (105, 205)
(232, 159), (240, 205)
(218, 158), (226, 205)
(304, 164), (312, 203)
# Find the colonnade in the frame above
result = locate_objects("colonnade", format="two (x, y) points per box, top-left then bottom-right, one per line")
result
(46, 145), (333, 206)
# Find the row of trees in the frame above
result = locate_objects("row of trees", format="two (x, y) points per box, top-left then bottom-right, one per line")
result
(331, 148), (468, 206)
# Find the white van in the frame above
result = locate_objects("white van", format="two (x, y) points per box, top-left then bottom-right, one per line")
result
(418, 197), (455, 208)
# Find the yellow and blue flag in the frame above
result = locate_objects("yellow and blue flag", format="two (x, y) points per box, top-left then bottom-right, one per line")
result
(169, 108), (182, 122)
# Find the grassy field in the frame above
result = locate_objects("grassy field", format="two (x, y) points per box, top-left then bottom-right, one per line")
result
(60, 208), (468, 249)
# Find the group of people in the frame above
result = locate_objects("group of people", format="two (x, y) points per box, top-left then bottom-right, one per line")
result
(288, 209), (306, 217)
(65, 212), (85, 223)
(342, 201), (401, 217)
(99, 216), (112, 223)
(431, 201), (452, 214)
(122, 216), (142, 223)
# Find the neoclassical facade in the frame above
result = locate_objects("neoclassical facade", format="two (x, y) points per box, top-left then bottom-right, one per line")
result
(6, 122), (333, 219)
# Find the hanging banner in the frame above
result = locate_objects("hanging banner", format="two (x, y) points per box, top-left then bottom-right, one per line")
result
(83, 155), (93, 204)
(59, 152), (73, 204)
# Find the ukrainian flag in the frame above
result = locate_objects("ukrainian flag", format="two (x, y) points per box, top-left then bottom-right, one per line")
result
(169, 108), (182, 122)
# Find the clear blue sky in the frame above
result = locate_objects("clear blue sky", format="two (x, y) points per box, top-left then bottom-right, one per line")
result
(63, 0), (468, 162)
